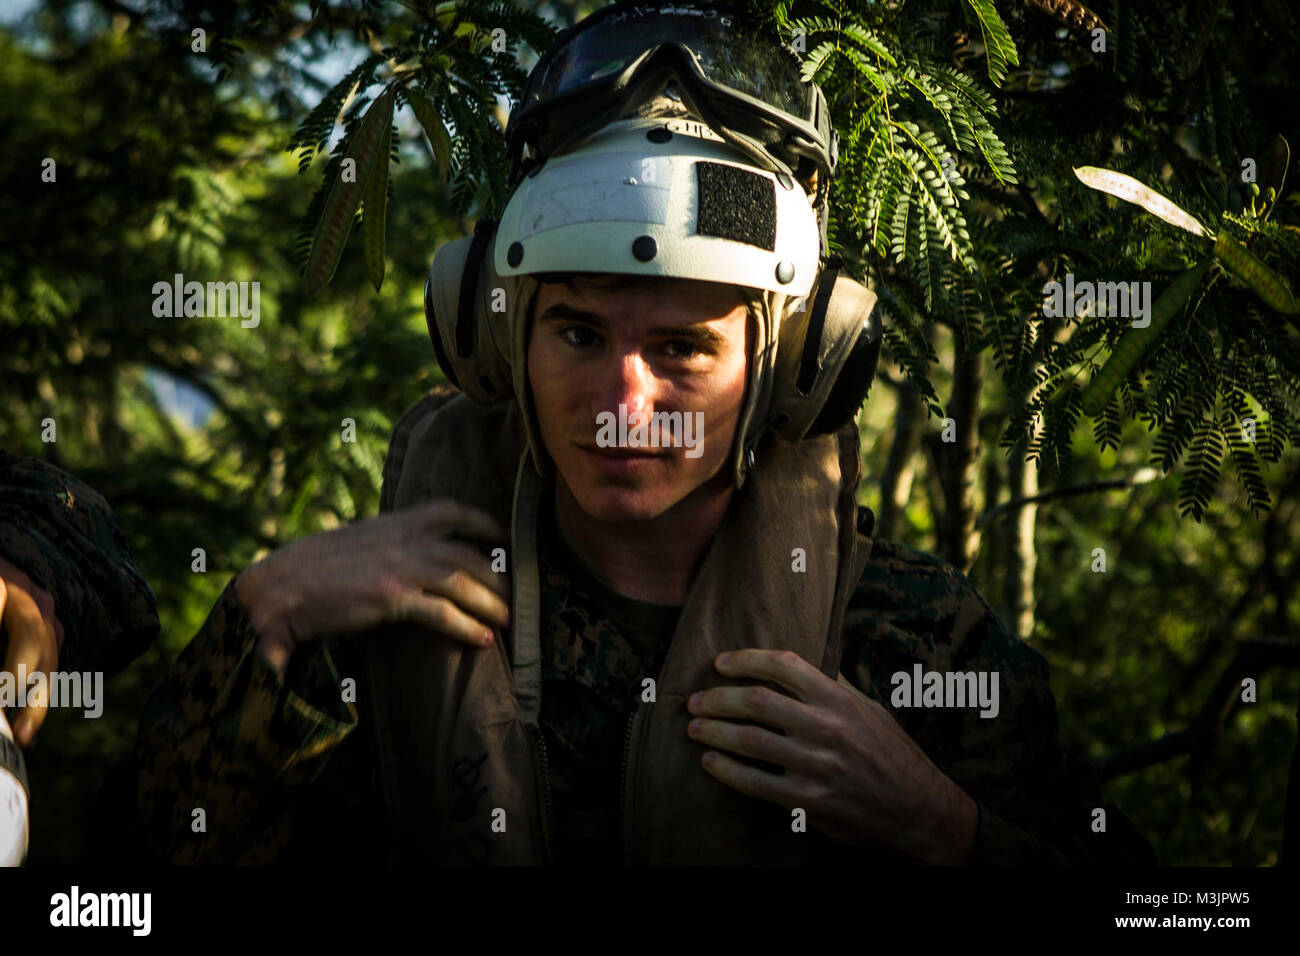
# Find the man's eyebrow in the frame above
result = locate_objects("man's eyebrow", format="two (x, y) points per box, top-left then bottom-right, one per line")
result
(645, 325), (726, 349)
(536, 305), (728, 349)
(537, 303), (607, 325)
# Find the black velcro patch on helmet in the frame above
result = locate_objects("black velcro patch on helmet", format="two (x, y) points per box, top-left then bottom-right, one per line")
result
(695, 161), (776, 250)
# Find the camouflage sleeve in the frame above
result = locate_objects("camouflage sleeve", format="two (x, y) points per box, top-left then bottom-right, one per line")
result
(0, 449), (159, 675)
(843, 537), (1154, 866)
(134, 576), (357, 865)
(132, 384), (458, 865)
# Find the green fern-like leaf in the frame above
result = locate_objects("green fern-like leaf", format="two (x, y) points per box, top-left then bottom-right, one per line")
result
(1178, 415), (1225, 521)
(961, 0), (1021, 87)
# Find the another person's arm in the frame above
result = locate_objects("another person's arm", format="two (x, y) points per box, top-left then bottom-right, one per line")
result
(0, 449), (159, 745)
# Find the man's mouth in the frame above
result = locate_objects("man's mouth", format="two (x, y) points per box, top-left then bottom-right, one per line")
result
(579, 445), (666, 459)
(578, 445), (668, 476)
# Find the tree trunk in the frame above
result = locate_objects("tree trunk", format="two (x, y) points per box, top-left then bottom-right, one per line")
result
(1003, 448), (1038, 640)
(877, 382), (925, 540)
(936, 330), (985, 572)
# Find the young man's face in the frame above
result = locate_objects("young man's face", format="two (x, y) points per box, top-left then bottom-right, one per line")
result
(527, 275), (753, 522)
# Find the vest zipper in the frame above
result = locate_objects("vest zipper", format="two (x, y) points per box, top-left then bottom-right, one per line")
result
(619, 704), (639, 866)
(531, 724), (556, 866)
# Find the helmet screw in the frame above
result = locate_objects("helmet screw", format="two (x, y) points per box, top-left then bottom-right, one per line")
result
(632, 235), (658, 261)
(646, 127), (673, 144)
(777, 171), (794, 190)
(775, 261), (795, 284)
(507, 242), (524, 267)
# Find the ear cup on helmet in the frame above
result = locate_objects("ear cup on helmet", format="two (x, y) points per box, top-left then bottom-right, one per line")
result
(424, 224), (516, 404)
(806, 299), (882, 435)
(769, 264), (883, 440)
(424, 268), (462, 390)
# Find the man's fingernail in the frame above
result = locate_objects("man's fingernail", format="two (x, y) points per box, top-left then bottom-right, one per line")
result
(482, 629), (494, 645)
(717, 652), (732, 665)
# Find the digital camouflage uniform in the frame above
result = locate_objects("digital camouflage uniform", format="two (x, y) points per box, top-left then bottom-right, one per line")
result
(129, 424), (1153, 866)
(0, 449), (159, 676)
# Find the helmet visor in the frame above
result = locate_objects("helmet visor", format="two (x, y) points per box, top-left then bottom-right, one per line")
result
(528, 7), (810, 121)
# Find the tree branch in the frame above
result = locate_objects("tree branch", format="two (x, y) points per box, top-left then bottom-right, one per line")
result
(975, 469), (1161, 531)
(1094, 639), (1300, 781)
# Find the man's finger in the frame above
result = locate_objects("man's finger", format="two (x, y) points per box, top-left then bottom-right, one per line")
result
(686, 683), (822, 739)
(423, 539), (511, 603)
(418, 500), (509, 543)
(398, 590), (499, 648)
(699, 750), (800, 809)
(687, 715), (817, 773)
(712, 649), (830, 703)
(418, 560), (511, 630)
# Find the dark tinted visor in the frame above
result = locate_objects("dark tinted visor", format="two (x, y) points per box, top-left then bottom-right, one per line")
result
(531, 8), (809, 119)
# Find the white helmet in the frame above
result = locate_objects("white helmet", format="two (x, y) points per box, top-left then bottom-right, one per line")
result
(494, 116), (821, 297)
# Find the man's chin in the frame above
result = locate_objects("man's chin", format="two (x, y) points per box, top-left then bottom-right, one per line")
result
(570, 487), (679, 524)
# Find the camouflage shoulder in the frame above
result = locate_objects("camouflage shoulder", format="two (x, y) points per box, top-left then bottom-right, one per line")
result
(847, 536), (1043, 670)
(852, 538), (997, 632)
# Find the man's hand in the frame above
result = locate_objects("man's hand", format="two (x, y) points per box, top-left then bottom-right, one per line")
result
(0, 555), (65, 748)
(236, 499), (512, 679)
(686, 649), (979, 865)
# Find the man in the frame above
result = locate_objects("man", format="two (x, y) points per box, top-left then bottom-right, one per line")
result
(131, 1), (1151, 866)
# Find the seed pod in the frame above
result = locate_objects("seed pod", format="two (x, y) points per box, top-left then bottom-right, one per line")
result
(1214, 229), (1299, 315)
(407, 88), (453, 184)
(1026, 0), (1107, 32)
(362, 114), (393, 292)
(1259, 134), (1290, 220)
(306, 89), (396, 295)
(1073, 166), (1209, 237)
(1081, 262), (1210, 417)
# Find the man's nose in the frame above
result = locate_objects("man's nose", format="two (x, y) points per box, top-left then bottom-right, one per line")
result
(597, 349), (658, 414)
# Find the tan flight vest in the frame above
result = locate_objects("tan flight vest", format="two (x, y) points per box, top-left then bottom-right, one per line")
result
(360, 388), (871, 865)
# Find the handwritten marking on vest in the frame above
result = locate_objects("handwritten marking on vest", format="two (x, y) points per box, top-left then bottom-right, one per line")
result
(451, 752), (489, 823)
(452, 752), (492, 864)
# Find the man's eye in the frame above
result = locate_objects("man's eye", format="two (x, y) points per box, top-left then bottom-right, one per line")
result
(664, 340), (703, 360)
(561, 326), (601, 348)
